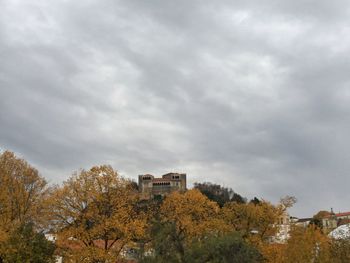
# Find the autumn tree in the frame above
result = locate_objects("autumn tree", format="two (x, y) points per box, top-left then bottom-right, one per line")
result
(260, 243), (286, 263)
(0, 151), (49, 261)
(221, 200), (280, 242)
(330, 238), (350, 263)
(284, 225), (331, 263)
(48, 165), (147, 262)
(160, 189), (229, 238)
(148, 189), (229, 262)
(255, 196), (296, 262)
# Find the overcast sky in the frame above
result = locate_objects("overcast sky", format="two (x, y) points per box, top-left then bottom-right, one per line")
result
(1, 0), (350, 217)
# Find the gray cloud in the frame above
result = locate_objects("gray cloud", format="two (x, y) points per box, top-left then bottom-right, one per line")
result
(1, 0), (350, 216)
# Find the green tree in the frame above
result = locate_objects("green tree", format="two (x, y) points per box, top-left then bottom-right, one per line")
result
(142, 229), (262, 263)
(194, 182), (246, 207)
(250, 197), (261, 205)
(141, 221), (183, 263)
(185, 233), (262, 263)
(1, 223), (56, 263)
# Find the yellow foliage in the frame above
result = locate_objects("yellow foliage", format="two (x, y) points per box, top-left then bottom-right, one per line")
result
(330, 239), (350, 263)
(0, 151), (48, 256)
(48, 165), (147, 261)
(260, 243), (286, 263)
(284, 225), (331, 263)
(222, 200), (280, 242)
(160, 189), (229, 241)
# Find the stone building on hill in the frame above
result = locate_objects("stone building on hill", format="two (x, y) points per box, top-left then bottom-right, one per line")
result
(138, 172), (187, 199)
(322, 210), (350, 232)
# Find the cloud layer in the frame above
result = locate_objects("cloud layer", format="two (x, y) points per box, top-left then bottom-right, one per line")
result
(1, 0), (350, 216)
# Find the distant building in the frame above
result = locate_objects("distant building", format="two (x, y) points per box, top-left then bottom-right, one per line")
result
(273, 212), (296, 243)
(138, 172), (186, 199)
(295, 217), (312, 228)
(334, 212), (350, 225)
(258, 209), (350, 243)
(322, 211), (337, 232)
(322, 210), (350, 232)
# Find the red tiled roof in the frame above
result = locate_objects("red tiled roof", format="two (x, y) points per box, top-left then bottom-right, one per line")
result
(324, 211), (350, 218)
(336, 212), (350, 217)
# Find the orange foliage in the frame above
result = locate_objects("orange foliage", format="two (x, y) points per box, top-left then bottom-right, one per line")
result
(284, 225), (331, 263)
(0, 151), (48, 255)
(48, 165), (147, 262)
(160, 189), (229, 240)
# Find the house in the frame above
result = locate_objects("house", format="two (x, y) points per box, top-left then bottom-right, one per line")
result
(334, 212), (350, 226)
(323, 211), (350, 229)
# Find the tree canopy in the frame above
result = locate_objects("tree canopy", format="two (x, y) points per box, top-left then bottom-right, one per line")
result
(2, 150), (350, 263)
(48, 165), (147, 262)
(0, 151), (49, 262)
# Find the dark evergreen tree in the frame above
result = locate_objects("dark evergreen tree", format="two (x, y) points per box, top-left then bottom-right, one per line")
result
(193, 182), (246, 207)
(250, 197), (261, 205)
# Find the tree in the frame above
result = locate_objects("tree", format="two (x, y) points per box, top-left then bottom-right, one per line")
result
(0, 223), (55, 263)
(184, 232), (262, 263)
(284, 225), (331, 263)
(279, 196), (297, 210)
(142, 226), (262, 263)
(160, 189), (228, 239)
(153, 189), (229, 262)
(330, 238), (350, 263)
(250, 197), (261, 205)
(222, 200), (280, 242)
(0, 151), (48, 261)
(131, 198), (164, 262)
(259, 243), (286, 263)
(193, 182), (246, 207)
(140, 221), (183, 263)
(48, 165), (147, 262)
